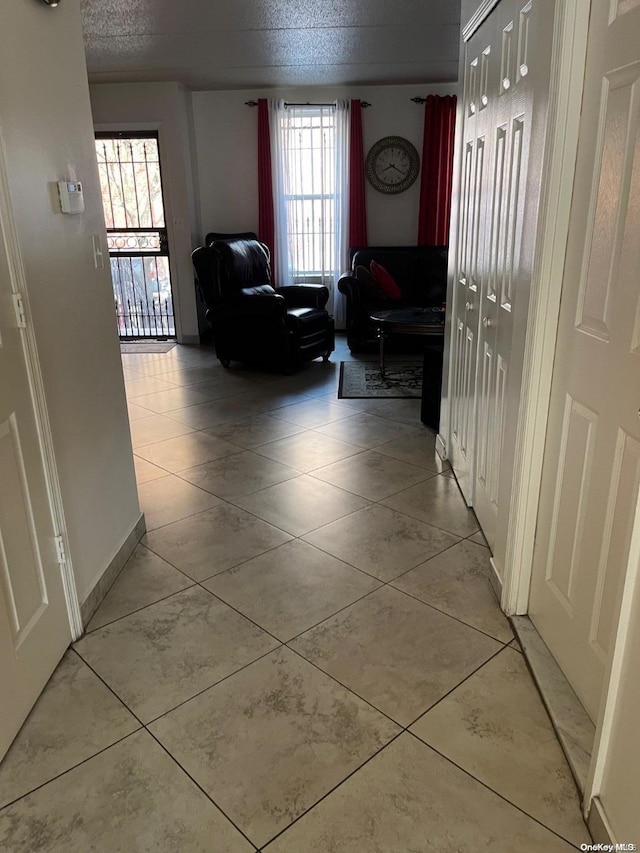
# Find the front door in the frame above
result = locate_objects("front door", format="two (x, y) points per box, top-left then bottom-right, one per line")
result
(529, 0), (640, 721)
(0, 154), (71, 758)
(95, 133), (176, 340)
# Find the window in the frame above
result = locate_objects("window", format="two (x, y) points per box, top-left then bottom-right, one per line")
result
(278, 105), (337, 285)
(271, 100), (349, 298)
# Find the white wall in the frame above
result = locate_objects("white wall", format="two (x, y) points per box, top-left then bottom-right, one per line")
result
(191, 83), (458, 253)
(89, 83), (200, 342)
(0, 0), (140, 605)
(86, 81), (456, 329)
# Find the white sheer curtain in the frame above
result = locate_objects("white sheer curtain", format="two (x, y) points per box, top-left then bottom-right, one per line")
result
(269, 99), (290, 288)
(332, 99), (350, 328)
(269, 99), (350, 327)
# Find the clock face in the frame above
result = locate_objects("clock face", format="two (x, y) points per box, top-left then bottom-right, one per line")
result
(365, 136), (420, 194)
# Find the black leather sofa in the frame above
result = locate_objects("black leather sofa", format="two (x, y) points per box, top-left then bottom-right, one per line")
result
(338, 245), (448, 351)
(192, 234), (335, 372)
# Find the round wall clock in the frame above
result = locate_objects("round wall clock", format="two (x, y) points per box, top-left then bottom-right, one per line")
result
(365, 136), (420, 194)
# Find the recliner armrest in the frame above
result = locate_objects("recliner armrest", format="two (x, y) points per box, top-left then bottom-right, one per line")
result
(275, 284), (329, 310)
(213, 291), (287, 321)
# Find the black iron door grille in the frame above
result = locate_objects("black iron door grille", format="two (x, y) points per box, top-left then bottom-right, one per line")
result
(95, 133), (176, 340)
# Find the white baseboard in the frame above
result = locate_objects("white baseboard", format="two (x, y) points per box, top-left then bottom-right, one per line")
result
(588, 797), (615, 846)
(80, 513), (146, 628)
(510, 615), (595, 793)
(489, 556), (503, 602)
(436, 432), (448, 461)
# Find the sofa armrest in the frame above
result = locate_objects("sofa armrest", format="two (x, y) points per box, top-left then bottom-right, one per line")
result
(338, 273), (393, 310)
(337, 273), (361, 303)
(275, 284), (329, 310)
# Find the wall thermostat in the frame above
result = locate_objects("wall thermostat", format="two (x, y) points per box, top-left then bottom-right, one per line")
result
(58, 180), (84, 214)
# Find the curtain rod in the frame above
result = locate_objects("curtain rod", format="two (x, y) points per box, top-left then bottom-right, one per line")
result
(411, 96), (456, 104)
(245, 100), (371, 108)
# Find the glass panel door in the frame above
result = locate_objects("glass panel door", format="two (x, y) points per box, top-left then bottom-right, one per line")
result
(95, 133), (175, 339)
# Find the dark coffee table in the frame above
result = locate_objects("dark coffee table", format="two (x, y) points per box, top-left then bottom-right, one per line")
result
(370, 307), (445, 430)
(370, 307), (445, 378)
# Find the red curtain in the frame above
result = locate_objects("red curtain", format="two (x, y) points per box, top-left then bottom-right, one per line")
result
(257, 99), (275, 277)
(348, 99), (368, 247)
(418, 95), (457, 246)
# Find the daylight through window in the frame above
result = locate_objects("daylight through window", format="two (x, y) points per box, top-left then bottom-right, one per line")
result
(279, 106), (336, 285)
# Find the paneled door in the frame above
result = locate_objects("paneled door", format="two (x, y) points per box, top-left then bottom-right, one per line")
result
(449, 0), (551, 556)
(448, 16), (495, 503)
(529, 0), (640, 722)
(473, 0), (543, 550)
(0, 149), (71, 758)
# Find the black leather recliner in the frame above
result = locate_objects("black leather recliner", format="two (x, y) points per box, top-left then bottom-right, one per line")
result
(192, 233), (335, 372)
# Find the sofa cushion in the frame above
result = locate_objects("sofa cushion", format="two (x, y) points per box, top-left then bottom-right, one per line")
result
(354, 265), (390, 304)
(355, 264), (375, 286)
(370, 261), (402, 300)
(349, 246), (448, 308)
(352, 249), (418, 290)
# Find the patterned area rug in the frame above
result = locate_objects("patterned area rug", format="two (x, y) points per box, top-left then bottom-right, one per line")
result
(120, 342), (176, 354)
(338, 360), (422, 399)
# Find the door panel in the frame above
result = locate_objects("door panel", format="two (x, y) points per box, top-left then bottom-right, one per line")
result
(449, 0), (547, 555)
(450, 21), (496, 503)
(0, 167), (71, 758)
(529, 0), (640, 720)
(473, 0), (522, 548)
(0, 416), (48, 638)
(543, 396), (598, 611)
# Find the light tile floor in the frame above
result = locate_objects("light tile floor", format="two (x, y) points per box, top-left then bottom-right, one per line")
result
(0, 336), (590, 851)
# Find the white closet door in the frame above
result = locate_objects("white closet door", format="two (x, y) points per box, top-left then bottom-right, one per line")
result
(449, 19), (495, 503)
(473, 0), (535, 549)
(529, 0), (640, 721)
(448, 0), (555, 567)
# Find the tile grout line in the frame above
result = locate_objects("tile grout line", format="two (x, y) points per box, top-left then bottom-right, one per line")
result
(404, 730), (584, 851)
(53, 345), (578, 849)
(143, 728), (260, 851)
(255, 729), (407, 851)
(0, 729), (146, 814)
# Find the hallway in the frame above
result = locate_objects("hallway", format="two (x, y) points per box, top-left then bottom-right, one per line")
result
(0, 338), (589, 851)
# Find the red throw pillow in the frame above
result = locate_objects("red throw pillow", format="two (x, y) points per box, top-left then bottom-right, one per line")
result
(370, 260), (402, 301)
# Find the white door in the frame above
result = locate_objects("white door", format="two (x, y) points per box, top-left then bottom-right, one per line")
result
(450, 0), (552, 557)
(529, 0), (640, 722)
(0, 165), (72, 758)
(449, 17), (494, 503)
(473, 0), (531, 548)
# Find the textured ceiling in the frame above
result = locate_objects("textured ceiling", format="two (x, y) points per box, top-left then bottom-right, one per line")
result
(81, 0), (461, 91)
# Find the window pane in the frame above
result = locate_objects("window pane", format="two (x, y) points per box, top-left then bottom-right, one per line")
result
(280, 106), (336, 281)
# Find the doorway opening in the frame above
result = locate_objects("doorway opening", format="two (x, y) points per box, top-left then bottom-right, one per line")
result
(95, 132), (175, 340)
